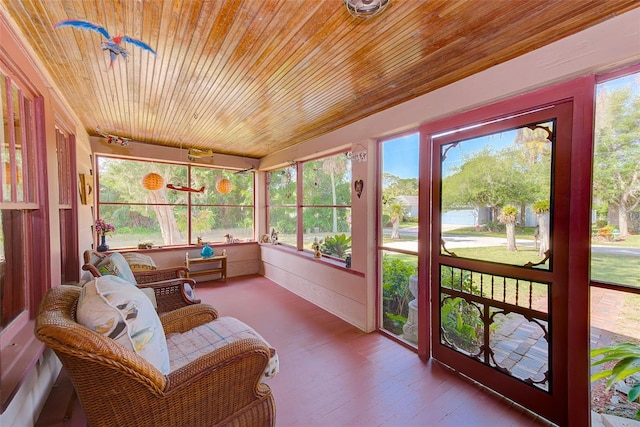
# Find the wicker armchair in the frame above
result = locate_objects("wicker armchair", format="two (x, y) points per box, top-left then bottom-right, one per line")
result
(35, 285), (276, 427)
(82, 250), (200, 313)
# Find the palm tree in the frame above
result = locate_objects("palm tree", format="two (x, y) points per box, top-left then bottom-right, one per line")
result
(389, 202), (405, 239)
(322, 156), (347, 233)
(499, 205), (518, 251)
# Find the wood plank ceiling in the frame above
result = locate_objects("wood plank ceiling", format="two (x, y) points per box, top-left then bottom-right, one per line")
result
(1, 0), (638, 159)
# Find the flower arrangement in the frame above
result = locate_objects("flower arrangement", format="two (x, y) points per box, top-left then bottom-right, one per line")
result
(95, 218), (115, 236)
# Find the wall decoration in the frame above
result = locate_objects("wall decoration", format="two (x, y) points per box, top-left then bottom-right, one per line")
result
(96, 127), (131, 146)
(166, 183), (205, 193)
(346, 144), (368, 163)
(354, 179), (364, 198)
(54, 19), (156, 67)
(187, 148), (213, 162)
(78, 173), (92, 205)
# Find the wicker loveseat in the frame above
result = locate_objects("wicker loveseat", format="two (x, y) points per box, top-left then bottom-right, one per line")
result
(35, 284), (276, 427)
(82, 250), (200, 313)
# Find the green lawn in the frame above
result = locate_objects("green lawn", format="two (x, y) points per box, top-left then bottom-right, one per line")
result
(591, 253), (640, 288)
(450, 246), (546, 266)
(384, 245), (639, 294)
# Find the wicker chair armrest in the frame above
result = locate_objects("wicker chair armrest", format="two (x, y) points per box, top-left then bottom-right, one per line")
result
(159, 303), (219, 334)
(35, 286), (167, 393)
(81, 263), (101, 278)
(137, 278), (200, 313)
(133, 266), (188, 284)
(81, 250), (107, 278)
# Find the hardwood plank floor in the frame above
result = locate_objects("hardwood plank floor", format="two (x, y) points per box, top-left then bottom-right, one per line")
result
(36, 275), (552, 427)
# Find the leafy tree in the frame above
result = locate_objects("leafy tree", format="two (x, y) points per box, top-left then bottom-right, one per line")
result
(593, 82), (640, 237)
(442, 147), (531, 222)
(323, 155), (348, 233)
(302, 156), (351, 234)
(513, 125), (553, 225)
(382, 173), (418, 200)
(98, 158), (255, 246)
(98, 158), (184, 244)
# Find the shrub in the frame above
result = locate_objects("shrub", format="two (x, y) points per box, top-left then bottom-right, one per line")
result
(381, 255), (416, 335)
(591, 342), (640, 419)
(597, 225), (615, 240)
(440, 267), (484, 353)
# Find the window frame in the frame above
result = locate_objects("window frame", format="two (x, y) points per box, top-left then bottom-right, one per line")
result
(589, 62), (640, 295)
(266, 164), (298, 247)
(266, 150), (353, 260)
(0, 67), (50, 412)
(95, 155), (256, 249)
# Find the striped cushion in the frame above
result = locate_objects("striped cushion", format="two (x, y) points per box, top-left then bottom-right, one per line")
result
(122, 252), (157, 272)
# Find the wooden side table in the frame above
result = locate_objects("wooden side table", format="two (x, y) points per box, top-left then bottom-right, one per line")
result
(185, 253), (227, 281)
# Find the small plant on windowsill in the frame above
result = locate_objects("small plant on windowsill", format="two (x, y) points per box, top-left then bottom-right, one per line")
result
(137, 241), (153, 249)
(591, 342), (640, 419)
(320, 233), (351, 258)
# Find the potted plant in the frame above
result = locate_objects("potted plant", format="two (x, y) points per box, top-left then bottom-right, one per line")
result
(95, 219), (115, 252)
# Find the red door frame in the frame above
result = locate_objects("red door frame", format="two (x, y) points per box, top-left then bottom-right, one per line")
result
(418, 76), (594, 426)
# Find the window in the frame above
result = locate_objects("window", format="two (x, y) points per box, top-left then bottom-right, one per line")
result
(266, 152), (352, 259)
(302, 153), (351, 258)
(267, 165), (297, 246)
(1, 70), (40, 331)
(96, 156), (254, 248)
(56, 127), (79, 285)
(591, 70), (640, 289)
(589, 66), (640, 420)
(378, 133), (419, 345)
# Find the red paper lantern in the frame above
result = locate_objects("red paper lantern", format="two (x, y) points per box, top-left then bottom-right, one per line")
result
(142, 173), (164, 190)
(216, 177), (232, 194)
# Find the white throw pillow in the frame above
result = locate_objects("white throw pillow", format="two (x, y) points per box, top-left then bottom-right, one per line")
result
(77, 276), (170, 374)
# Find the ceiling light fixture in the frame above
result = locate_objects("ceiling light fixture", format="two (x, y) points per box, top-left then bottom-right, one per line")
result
(344, 0), (389, 18)
(216, 177), (232, 194)
(142, 172), (164, 190)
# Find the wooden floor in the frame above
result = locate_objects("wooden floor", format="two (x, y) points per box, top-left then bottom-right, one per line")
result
(36, 275), (552, 427)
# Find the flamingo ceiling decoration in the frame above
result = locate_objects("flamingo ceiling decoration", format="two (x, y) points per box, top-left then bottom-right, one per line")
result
(54, 19), (156, 67)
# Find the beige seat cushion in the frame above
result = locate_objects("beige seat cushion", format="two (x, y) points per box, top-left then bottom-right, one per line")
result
(166, 316), (279, 381)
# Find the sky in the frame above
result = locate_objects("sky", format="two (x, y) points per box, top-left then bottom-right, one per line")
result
(381, 133), (420, 179)
(381, 130), (515, 179)
(381, 71), (638, 180)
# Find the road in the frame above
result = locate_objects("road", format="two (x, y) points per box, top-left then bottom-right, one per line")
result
(382, 227), (640, 256)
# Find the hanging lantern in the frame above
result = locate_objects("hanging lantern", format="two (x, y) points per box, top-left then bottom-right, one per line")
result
(216, 177), (232, 194)
(142, 172), (164, 190)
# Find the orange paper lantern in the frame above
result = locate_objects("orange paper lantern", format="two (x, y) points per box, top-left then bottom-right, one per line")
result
(142, 173), (164, 190)
(216, 177), (232, 194)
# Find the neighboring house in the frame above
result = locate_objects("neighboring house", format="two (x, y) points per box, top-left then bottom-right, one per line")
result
(394, 195), (418, 218)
